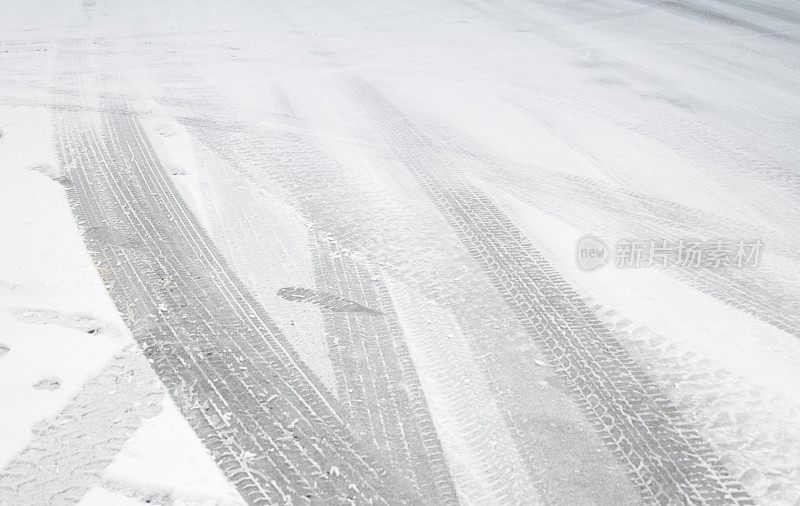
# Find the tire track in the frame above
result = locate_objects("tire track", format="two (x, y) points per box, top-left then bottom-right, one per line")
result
(470, 166), (800, 339)
(309, 231), (459, 505)
(386, 279), (543, 505)
(176, 83), (642, 505)
(379, 103), (800, 340)
(588, 300), (800, 505)
(707, 0), (800, 27)
(55, 97), (413, 503)
(168, 81), (459, 504)
(624, 0), (800, 45)
(345, 75), (753, 505)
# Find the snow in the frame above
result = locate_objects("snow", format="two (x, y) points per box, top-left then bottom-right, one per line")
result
(494, 188), (800, 400)
(0, 108), (242, 503)
(0, 106), (119, 465)
(100, 397), (245, 506)
(2, 0), (800, 504)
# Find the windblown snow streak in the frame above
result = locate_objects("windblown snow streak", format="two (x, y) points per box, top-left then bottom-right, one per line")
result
(55, 101), (413, 504)
(470, 165), (800, 339)
(176, 87), (651, 504)
(309, 232), (458, 505)
(345, 76), (753, 505)
(5, 0), (797, 502)
(178, 99), (459, 504)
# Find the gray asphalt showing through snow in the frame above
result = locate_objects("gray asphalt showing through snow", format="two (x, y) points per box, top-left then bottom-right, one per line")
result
(57, 100), (414, 504)
(344, 75), (754, 505)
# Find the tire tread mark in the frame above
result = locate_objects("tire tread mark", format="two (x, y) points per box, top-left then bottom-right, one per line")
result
(58, 98), (412, 504)
(346, 76), (754, 505)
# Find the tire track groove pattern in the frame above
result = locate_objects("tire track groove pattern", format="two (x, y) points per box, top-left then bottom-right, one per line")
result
(176, 87), (459, 504)
(345, 76), (753, 505)
(309, 231), (459, 505)
(56, 100), (413, 505)
(175, 87), (654, 504)
(469, 166), (800, 339)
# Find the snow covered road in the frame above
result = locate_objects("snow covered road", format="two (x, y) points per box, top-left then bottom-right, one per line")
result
(2, 0), (800, 504)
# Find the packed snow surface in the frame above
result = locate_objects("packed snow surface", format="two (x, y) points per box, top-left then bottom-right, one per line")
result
(1, 0), (799, 504)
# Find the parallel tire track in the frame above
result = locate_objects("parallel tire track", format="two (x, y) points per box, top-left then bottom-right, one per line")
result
(174, 90), (458, 504)
(310, 232), (459, 505)
(56, 100), (412, 504)
(176, 86), (646, 504)
(386, 281), (544, 505)
(473, 167), (800, 339)
(346, 76), (753, 505)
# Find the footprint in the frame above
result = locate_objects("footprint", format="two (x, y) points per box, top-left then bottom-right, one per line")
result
(7, 308), (117, 337)
(33, 376), (61, 391)
(0, 343), (9, 357)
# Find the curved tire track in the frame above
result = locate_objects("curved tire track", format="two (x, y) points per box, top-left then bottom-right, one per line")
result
(175, 82), (647, 505)
(55, 98), (412, 504)
(346, 75), (753, 505)
(172, 82), (459, 505)
(309, 231), (458, 505)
